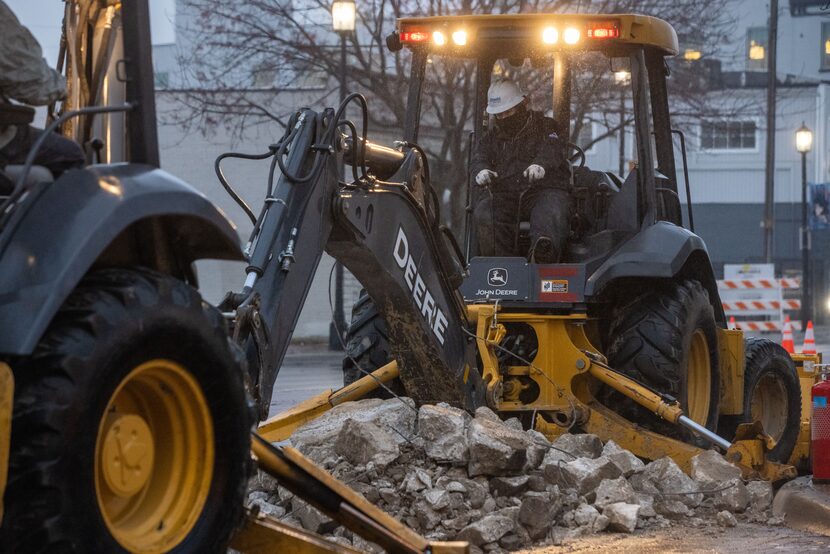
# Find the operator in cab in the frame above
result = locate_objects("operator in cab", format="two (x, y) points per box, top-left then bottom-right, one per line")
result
(471, 79), (572, 263)
(0, 0), (84, 193)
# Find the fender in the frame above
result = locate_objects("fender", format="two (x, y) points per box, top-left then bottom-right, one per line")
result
(585, 221), (725, 323)
(0, 164), (243, 355)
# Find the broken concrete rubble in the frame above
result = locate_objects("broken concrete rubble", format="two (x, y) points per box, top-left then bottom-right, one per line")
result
(334, 418), (401, 467)
(603, 502), (640, 533)
(248, 397), (777, 551)
(418, 403), (471, 464)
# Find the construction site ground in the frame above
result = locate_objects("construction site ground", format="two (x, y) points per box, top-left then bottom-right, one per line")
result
(275, 330), (830, 552)
(518, 521), (830, 552)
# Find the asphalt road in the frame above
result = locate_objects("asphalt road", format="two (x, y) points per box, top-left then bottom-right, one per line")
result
(268, 344), (344, 418)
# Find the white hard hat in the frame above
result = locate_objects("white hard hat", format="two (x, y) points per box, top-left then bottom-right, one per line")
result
(486, 79), (526, 115)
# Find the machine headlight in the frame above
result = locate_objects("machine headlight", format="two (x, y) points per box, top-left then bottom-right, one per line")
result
(433, 31), (447, 46)
(542, 27), (559, 44)
(451, 30), (468, 46)
(563, 27), (581, 44)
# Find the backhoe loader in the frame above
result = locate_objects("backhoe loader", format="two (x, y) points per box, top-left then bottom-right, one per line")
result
(0, 4), (822, 554)
(240, 13), (816, 481)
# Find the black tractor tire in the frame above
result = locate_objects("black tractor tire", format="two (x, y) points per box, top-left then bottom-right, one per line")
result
(342, 289), (404, 398)
(719, 338), (801, 464)
(605, 279), (720, 445)
(0, 268), (253, 553)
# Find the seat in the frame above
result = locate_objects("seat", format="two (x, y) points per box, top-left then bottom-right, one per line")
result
(0, 103), (55, 195)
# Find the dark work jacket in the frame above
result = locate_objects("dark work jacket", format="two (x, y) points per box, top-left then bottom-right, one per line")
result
(470, 111), (572, 192)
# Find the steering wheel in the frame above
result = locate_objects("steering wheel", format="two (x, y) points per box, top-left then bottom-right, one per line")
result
(566, 142), (586, 169)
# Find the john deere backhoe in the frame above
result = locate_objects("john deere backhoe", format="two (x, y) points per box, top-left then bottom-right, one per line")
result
(248, 13), (815, 481)
(0, 3), (822, 554)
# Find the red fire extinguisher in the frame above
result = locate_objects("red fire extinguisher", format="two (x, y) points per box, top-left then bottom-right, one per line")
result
(813, 374), (830, 483)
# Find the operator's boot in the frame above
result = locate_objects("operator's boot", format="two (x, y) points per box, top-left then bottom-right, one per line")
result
(529, 235), (557, 263)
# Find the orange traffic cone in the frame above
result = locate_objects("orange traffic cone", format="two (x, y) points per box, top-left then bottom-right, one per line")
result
(782, 315), (795, 354)
(803, 320), (817, 355)
(728, 316), (736, 330)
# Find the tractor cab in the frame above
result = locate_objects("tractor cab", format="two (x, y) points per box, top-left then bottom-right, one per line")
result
(387, 14), (707, 312)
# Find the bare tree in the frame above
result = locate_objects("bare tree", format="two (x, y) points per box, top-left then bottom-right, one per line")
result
(168, 0), (745, 229)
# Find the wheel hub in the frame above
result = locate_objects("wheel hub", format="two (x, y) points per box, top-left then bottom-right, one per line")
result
(101, 413), (155, 497)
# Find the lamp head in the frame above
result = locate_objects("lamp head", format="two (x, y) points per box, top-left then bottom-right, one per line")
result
(796, 122), (813, 154)
(332, 0), (356, 33)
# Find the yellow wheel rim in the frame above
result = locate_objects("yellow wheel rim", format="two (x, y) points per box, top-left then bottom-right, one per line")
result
(95, 359), (214, 553)
(686, 330), (712, 425)
(750, 373), (788, 442)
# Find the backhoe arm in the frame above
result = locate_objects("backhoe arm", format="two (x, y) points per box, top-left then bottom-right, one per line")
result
(231, 104), (483, 417)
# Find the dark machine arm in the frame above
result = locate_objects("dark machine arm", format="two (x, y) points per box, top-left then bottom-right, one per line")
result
(227, 102), (483, 418)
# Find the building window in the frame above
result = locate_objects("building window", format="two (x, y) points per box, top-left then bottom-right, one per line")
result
(576, 121), (593, 151)
(822, 22), (830, 71)
(154, 72), (169, 89)
(700, 120), (757, 150)
(746, 27), (767, 71)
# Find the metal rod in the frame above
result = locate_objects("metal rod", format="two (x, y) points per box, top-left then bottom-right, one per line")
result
(763, 0), (779, 262)
(330, 32), (348, 351)
(618, 86), (626, 178)
(678, 415), (732, 450)
(802, 150), (811, 326)
(671, 129), (694, 232)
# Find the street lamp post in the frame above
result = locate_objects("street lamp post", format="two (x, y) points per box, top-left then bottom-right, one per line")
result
(329, 0), (356, 350)
(796, 122), (813, 328)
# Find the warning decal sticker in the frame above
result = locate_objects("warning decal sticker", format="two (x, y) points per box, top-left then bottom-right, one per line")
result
(541, 279), (568, 294)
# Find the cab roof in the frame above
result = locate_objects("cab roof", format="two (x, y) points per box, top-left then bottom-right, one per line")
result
(394, 13), (679, 57)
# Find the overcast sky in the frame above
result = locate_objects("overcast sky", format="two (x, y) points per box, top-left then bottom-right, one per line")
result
(5, 0), (176, 65)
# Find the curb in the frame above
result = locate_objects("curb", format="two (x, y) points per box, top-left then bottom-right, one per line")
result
(773, 476), (830, 536)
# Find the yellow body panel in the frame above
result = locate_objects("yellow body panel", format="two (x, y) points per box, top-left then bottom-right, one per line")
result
(789, 353), (821, 470)
(717, 328), (746, 415)
(0, 362), (12, 524)
(397, 13), (679, 55)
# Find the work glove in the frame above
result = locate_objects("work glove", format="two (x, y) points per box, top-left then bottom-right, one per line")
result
(475, 169), (498, 186)
(523, 164), (545, 183)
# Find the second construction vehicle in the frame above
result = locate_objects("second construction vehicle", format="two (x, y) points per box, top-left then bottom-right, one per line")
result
(234, 13), (815, 480)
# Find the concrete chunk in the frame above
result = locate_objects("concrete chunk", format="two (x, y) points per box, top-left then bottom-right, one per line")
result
(552, 433), (604, 459)
(631, 457), (702, 507)
(746, 480), (773, 512)
(717, 510), (737, 527)
(690, 450), (742, 488)
(553, 455), (623, 495)
(573, 503), (600, 527)
(490, 475), (530, 497)
(418, 403), (471, 464)
(593, 477), (637, 509)
(291, 397), (416, 462)
(456, 514), (515, 546)
(714, 480), (749, 513)
(602, 440), (646, 476)
(334, 418), (400, 467)
(467, 418), (542, 476)
(603, 502), (640, 533)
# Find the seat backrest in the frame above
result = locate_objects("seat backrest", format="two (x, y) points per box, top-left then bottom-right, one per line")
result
(0, 104), (35, 127)
(2, 165), (54, 190)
